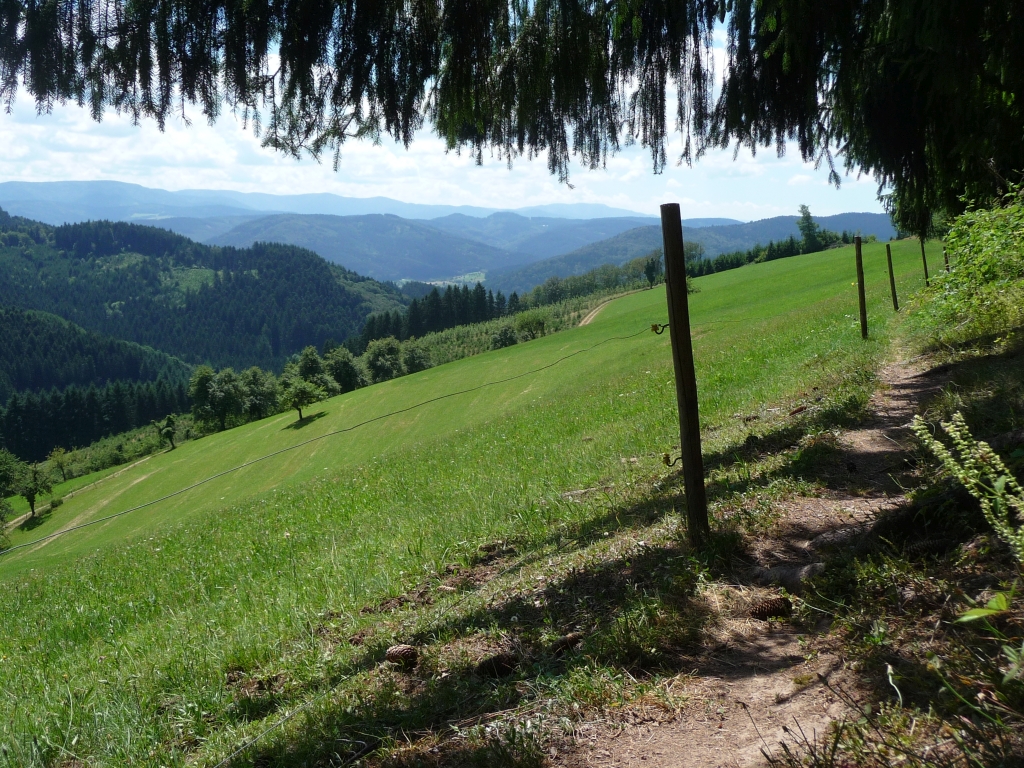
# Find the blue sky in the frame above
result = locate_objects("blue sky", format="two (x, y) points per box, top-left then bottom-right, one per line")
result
(0, 95), (886, 220)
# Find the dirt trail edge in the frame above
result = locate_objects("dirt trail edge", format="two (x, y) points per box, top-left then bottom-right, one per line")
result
(560, 356), (948, 768)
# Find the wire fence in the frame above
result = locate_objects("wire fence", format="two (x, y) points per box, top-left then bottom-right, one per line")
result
(0, 326), (652, 558)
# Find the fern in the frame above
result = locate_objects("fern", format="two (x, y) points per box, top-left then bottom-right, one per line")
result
(912, 412), (1024, 563)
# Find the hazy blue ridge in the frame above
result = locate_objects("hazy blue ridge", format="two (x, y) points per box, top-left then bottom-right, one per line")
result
(206, 213), (534, 282)
(0, 180), (652, 224)
(486, 213), (896, 294)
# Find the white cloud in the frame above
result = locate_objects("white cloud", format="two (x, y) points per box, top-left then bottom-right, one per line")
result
(0, 98), (888, 219)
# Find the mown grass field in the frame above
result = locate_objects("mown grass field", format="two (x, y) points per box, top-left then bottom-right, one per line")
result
(0, 239), (937, 767)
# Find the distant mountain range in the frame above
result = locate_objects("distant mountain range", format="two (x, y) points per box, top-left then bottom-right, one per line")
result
(206, 214), (531, 282)
(0, 180), (653, 223)
(0, 179), (895, 292)
(423, 213), (739, 259)
(487, 213), (897, 294)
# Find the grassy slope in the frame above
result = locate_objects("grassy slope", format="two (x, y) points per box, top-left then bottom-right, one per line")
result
(0, 239), (937, 767)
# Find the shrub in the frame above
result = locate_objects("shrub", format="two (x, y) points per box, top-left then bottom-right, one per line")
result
(921, 189), (1024, 343)
(490, 325), (518, 350)
(49, 495), (63, 510)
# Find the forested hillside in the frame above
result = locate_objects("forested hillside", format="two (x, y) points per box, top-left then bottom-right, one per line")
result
(0, 211), (407, 371)
(208, 213), (529, 282)
(0, 307), (190, 402)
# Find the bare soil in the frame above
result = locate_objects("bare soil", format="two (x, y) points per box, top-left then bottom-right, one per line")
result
(557, 357), (949, 768)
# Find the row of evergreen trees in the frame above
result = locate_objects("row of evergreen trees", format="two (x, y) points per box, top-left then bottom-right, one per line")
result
(351, 283), (521, 353)
(687, 206), (872, 278)
(0, 378), (190, 463)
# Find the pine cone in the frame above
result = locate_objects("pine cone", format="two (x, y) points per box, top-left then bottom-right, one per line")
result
(550, 632), (584, 656)
(749, 597), (792, 621)
(384, 644), (419, 667)
(903, 539), (950, 558)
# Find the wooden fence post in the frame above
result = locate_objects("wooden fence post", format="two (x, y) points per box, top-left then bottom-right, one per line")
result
(920, 238), (930, 286)
(855, 236), (868, 339)
(944, 247), (950, 272)
(886, 243), (899, 311)
(660, 203), (710, 548)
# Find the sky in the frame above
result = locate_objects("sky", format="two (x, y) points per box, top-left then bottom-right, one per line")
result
(0, 95), (886, 221)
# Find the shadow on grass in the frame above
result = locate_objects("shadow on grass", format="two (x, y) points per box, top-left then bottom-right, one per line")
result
(17, 508), (52, 532)
(224, 507), (810, 768)
(281, 411), (327, 430)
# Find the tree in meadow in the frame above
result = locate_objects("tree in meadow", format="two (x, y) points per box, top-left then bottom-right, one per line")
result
(240, 367), (278, 421)
(363, 337), (404, 384)
(47, 446), (70, 482)
(324, 347), (362, 393)
(280, 377), (324, 421)
(643, 254), (663, 288)
(19, 463), (53, 517)
(189, 366), (244, 431)
(797, 205), (823, 254)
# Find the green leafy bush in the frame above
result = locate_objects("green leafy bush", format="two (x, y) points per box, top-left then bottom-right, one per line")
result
(921, 190), (1024, 343)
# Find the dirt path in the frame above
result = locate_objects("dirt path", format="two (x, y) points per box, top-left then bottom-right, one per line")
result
(560, 356), (949, 768)
(4, 455), (153, 534)
(578, 290), (646, 326)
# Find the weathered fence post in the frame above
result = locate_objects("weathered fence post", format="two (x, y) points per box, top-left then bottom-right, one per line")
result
(944, 247), (950, 272)
(660, 203), (710, 549)
(886, 243), (899, 311)
(920, 238), (930, 286)
(855, 236), (868, 339)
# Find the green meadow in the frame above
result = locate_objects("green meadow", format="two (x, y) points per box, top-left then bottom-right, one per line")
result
(0, 239), (936, 766)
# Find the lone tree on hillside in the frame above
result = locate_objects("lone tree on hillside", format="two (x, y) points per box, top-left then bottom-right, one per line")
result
(0, 1), (1019, 228)
(643, 254), (663, 288)
(797, 205), (823, 255)
(19, 463), (53, 517)
(281, 377), (324, 421)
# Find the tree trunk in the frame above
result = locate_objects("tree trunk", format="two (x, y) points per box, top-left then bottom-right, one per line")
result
(297, 407), (303, 420)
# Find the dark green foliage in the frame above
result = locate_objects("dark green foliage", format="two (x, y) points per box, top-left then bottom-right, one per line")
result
(280, 377), (324, 421)
(797, 205), (822, 254)
(290, 347), (341, 397)
(239, 368), (278, 422)
(491, 326), (518, 350)
(0, 377), (190, 463)
(0, 214), (406, 372)
(324, 348), (362, 393)
(0, 448), (24, 498)
(189, 366), (244, 432)
(0, 307), (191, 403)
(18, 462), (53, 516)
(364, 337), (404, 384)
(354, 282), (501, 354)
(156, 415), (177, 450)
(401, 342), (432, 375)
(0, 1), (1018, 224)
